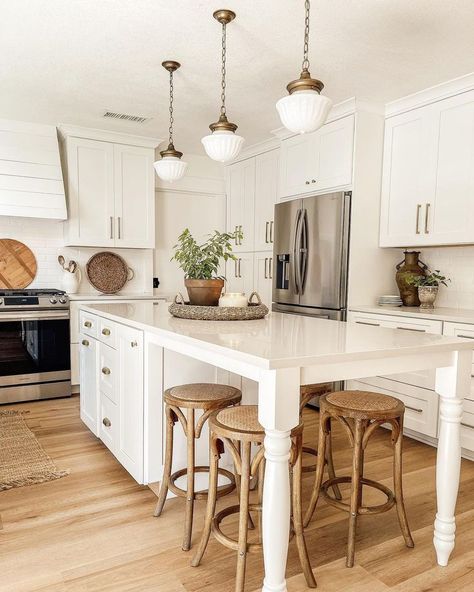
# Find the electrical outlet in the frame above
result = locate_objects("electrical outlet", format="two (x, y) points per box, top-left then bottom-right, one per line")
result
(153, 277), (160, 289)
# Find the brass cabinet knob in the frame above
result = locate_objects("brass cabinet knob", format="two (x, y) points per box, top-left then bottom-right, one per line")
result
(305, 180), (310, 185)
(84, 321), (92, 328)
(101, 367), (111, 375)
(102, 417), (111, 427)
(130, 340), (138, 348)
(81, 339), (89, 347)
(102, 328), (111, 336)
(311, 179), (316, 183)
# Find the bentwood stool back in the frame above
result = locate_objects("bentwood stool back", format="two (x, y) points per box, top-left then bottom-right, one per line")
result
(154, 383), (241, 551)
(191, 405), (316, 592)
(305, 390), (414, 567)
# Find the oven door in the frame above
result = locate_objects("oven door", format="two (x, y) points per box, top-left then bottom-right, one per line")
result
(0, 310), (70, 400)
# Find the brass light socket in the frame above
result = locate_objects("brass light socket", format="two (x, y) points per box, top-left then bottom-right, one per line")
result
(160, 143), (183, 159)
(161, 60), (181, 72)
(213, 9), (236, 24)
(209, 113), (238, 133)
(286, 69), (324, 95)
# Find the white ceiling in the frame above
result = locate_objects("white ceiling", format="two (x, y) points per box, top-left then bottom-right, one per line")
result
(1, 1), (473, 152)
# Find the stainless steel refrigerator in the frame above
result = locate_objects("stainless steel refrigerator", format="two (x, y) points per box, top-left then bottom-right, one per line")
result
(272, 191), (351, 320)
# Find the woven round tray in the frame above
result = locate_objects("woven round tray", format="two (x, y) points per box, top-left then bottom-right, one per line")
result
(86, 251), (134, 294)
(169, 292), (269, 321)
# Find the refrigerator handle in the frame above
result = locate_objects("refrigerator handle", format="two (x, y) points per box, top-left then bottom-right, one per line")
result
(293, 208), (303, 294)
(300, 209), (308, 294)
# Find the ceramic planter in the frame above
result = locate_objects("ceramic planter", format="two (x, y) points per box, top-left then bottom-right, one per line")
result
(418, 286), (439, 309)
(184, 278), (224, 306)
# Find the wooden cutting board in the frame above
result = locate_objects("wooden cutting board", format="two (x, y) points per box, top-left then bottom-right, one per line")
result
(0, 239), (37, 289)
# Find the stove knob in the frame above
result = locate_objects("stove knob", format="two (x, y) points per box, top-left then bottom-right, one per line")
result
(59, 296), (68, 304)
(49, 296), (58, 304)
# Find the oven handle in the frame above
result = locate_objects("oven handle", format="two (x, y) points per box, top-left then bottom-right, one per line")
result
(0, 310), (70, 321)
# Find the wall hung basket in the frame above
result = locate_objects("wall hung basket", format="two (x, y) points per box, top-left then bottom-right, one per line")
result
(169, 292), (269, 321)
(86, 251), (134, 294)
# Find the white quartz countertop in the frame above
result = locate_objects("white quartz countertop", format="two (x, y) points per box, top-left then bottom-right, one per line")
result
(350, 305), (474, 324)
(68, 292), (170, 301)
(80, 301), (474, 371)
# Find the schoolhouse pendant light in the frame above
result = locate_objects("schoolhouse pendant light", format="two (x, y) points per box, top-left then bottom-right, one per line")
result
(276, 0), (332, 134)
(154, 61), (188, 183)
(201, 9), (244, 163)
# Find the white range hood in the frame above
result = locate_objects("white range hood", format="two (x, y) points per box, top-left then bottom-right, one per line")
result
(0, 119), (67, 220)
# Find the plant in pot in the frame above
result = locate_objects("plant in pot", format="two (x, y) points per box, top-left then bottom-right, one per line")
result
(405, 269), (450, 309)
(171, 228), (243, 306)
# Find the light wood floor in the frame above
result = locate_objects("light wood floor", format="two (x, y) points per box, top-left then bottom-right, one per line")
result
(2, 395), (474, 592)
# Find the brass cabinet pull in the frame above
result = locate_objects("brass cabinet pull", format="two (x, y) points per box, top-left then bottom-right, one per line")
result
(265, 221), (269, 244)
(238, 258), (242, 278)
(118, 216), (122, 239)
(397, 326), (426, 333)
(84, 321), (92, 328)
(405, 405), (423, 414)
(355, 320), (380, 327)
(239, 225), (243, 245)
(110, 216), (114, 239)
(234, 259), (238, 278)
(81, 339), (89, 347)
(415, 204), (422, 234)
(264, 257), (268, 279)
(101, 367), (111, 375)
(130, 340), (138, 347)
(234, 225), (238, 245)
(101, 328), (111, 336)
(270, 220), (274, 243)
(269, 257), (273, 280)
(425, 203), (430, 234)
(458, 334), (474, 340)
(102, 417), (111, 427)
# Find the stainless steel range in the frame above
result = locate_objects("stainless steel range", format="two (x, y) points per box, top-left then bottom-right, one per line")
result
(0, 288), (71, 404)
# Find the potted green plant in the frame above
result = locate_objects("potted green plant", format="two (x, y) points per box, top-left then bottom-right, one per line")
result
(405, 269), (450, 309)
(171, 228), (242, 306)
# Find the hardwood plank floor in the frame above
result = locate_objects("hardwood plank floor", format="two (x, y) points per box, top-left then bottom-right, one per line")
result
(1, 395), (474, 592)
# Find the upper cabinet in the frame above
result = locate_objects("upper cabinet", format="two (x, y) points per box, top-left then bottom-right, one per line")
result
(254, 150), (279, 251)
(380, 88), (474, 247)
(60, 126), (159, 249)
(279, 115), (354, 199)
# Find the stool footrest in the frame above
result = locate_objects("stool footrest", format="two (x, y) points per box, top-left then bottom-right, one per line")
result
(321, 476), (395, 515)
(169, 466), (236, 500)
(212, 504), (263, 553)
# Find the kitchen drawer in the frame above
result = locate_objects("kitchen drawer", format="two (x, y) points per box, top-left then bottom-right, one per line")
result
(443, 322), (474, 379)
(99, 342), (117, 403)
(99, 392), (117, 454)
(79, 311), (98, 338)
(346, 376), (439, 438)
(98, 318), (117, 349)
(348, 311), (442, 389)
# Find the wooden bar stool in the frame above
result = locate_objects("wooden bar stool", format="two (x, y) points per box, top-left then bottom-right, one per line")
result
(304, 390), (414, 567)
(154, 383), (242, 551)
(191, 405), (316, 592)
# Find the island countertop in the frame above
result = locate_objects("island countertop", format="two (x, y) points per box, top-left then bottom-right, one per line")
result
(80, 301), (474, 371)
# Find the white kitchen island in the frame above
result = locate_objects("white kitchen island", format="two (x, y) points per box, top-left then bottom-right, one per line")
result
(79, 300), (474, 592)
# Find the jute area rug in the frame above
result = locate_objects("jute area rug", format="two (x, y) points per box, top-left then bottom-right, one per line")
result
(0, 410), (69, 491)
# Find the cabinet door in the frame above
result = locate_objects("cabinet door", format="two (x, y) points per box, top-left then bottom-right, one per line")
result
(117, 324), (144, 482)
(253, 252), (273, 307)
(427, 91), (474, 244)
(79, 334), (99, 435)
(254, 150), (279, 252)
(279, 133), (313, 198)
(65, 137), (115, 247)
(225, 253), (254, 295)
(114, 144), (155, 248)
(379, 109), (431, 247)
(227, 158), (256, 252)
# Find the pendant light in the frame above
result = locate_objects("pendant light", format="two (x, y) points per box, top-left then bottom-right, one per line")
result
(276, 0), (332, 134)
(154, 61), (188, 183)
(201, 9), (244, 163)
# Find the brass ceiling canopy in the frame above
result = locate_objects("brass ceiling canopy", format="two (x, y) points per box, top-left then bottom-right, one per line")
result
(162, 60), (181, 73)
(159, 60), (183, 159)
(212, 9), (236, 25)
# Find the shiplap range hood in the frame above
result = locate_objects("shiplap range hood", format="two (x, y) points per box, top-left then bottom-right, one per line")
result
(0, 119), (67, 220)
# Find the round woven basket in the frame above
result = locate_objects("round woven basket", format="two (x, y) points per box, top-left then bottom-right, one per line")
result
(86, 252), (134, 294)
(169, 292), (269, 321)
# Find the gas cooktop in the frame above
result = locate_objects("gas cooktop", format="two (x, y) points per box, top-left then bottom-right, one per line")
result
(0, 288), (69, 310)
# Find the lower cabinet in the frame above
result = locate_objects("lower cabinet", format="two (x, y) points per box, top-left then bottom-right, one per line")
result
(225, 251), (273, 308)
(79, 334), (98, 435)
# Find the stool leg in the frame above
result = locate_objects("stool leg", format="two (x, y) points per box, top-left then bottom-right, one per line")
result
(236, 441), (251, 592)
(154, 405), (174, 517)
(325, 424), (342, 501)
(393, 417), (414, 548)
(191, 435), (220, 567)
(304, 413), (328, 527)
(235, 440), (255, 531)
(347, 419), (365, 568)
(183, 408), (195, 551)
(257, 457), (265, 544)
(292, 434), (317, 588)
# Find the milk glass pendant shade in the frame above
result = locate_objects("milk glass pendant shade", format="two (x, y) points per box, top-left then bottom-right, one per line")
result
(277, 0), (332, 134)
(202, 10), (244, 163)
(154, 61), (188, 183)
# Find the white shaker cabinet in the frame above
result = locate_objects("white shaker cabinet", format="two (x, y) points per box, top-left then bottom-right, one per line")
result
(279, 114), (354, 199)
(79, 334), (99, 435)
(254, 150), (279, 252)
(380, 89), (474, 247)
(253, 252), (273, 307)
(227, 157), (256, 253)
(225, 253), (254, 296)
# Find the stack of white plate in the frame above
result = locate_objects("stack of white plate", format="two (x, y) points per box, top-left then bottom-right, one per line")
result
(378, 295), (403, 307)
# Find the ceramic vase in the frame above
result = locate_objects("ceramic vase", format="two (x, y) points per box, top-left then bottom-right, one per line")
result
(62, 269), (80, 294)
(395, 251), (428, 306)
(418, 286), (438, 309)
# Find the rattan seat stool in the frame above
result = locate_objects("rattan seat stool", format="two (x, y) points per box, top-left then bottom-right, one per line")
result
(191, 405), (316, 592)
(304, 390), (414, 567)
(154, 383), (242, 551)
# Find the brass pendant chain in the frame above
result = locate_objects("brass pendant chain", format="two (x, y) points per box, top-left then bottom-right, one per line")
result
(168, 69), (174, 147)
(302, 0), (311, 72)
(220, 21), (227, 116)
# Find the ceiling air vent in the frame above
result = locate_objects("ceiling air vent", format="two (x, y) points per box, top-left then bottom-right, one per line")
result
(103, 111), (151, 124)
